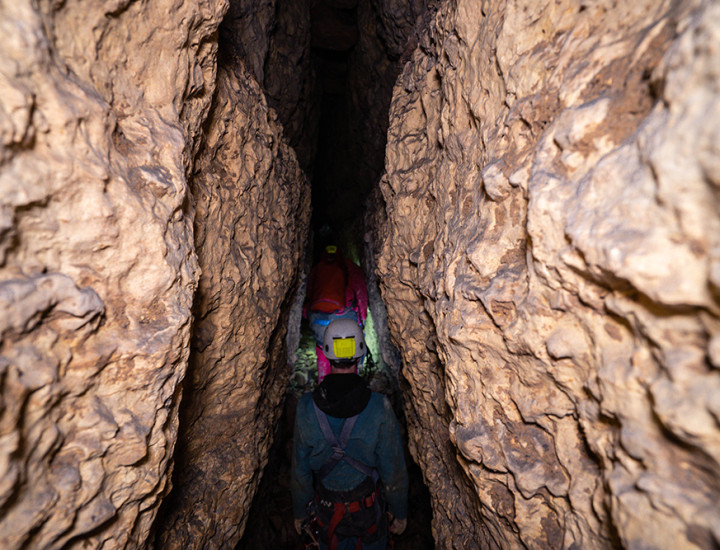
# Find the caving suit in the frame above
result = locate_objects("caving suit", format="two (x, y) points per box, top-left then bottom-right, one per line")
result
(291, 374), (408, 550)
(304, 252), (369, 382)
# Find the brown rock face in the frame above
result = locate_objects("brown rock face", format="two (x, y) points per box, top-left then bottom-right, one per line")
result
(0, 0), (227, 547)
(376, 0), (720, 548)
(312, 0), (437, 231)
(221, 0), (319, 172)
(348, 0), (440, 194)
(5, 0), (719, 548)
(1, 0), (310, 548)
(154, 49), (311, 548)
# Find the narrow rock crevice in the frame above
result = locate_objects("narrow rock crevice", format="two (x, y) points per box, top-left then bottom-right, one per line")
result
(1, 1), (718, 549)
(157, 1), (438, 547)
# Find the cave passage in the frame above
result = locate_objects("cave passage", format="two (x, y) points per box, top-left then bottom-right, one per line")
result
(5, 1), (719, 549)
(233, 3), (435, 548)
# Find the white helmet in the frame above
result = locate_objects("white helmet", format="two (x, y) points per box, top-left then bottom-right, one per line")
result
(323, 318), (366, 361)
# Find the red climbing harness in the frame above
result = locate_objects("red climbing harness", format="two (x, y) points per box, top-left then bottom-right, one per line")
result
(311, 402), (386, 550)
(315, 485), (381, 550)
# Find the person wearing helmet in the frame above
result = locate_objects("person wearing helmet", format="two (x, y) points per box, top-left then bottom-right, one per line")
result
(303, 245), (369, 382)
(291, 319), (408, 549)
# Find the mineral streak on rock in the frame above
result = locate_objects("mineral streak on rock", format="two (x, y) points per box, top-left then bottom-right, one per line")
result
(375, 0), (720, 548)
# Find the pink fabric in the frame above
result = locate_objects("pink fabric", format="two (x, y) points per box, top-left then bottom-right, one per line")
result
(316, 345), (332, 382)
(305, 252), (368, 383)
(344, 260), (368, 323)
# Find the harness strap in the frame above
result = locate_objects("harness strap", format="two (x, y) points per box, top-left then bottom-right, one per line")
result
(327, 502), (345, 550)
(340, 454), (375, 479)
(312, 401), (382, 548)
(313, 402), (376, 480)
(315, 487), (378, 523)
(320, 494), (380, 550)
(313, 403), (362, 480)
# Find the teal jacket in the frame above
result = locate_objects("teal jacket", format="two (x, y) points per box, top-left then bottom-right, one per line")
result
(291, 391), (408, 520)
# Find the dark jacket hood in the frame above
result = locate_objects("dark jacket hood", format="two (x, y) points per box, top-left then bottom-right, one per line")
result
(312, 373), (371, 418)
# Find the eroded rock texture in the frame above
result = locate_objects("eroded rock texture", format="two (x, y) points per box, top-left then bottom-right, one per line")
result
(221, 0), (319, 172)
(154, 48), (311, 548)
(376, 0), (720, 548)
(349, 0), (441, 195)
(314, 0), (439, 229)
(0, 0), (227, 547)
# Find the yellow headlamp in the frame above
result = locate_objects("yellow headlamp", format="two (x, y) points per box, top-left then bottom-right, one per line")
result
(325, 245), (338, 254)
(332, 337), (356, 359)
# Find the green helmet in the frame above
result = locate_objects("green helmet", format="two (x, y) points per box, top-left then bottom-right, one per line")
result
(323, 318), (365, 361)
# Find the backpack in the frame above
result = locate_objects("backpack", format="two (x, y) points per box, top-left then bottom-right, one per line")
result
(308, 254), (348, 314)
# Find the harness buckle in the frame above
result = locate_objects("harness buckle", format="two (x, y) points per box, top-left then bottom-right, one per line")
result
(362, 492), (375, 508)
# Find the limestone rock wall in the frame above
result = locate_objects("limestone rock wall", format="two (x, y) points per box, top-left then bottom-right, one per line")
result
(221, 0), (319, 173)
(348, 0), (440, 193)
(375, 0), (720, 548)
(0, 0), (227, 547)
(154, 48), (311, 548)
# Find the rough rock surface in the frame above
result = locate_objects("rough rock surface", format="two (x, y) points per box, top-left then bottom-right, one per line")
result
(0, 0), (227, 547)
(348, 0), (441, 196)
(154, 47), (311, 548)
(221, 0), (319, 173)
(311, 0), (435, 231)
(375, 0), (720, 548)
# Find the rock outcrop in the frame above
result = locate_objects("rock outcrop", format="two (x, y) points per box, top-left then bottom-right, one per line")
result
(0, 0), (227, 546)
(155, 48), (311, 548)
(221, 0), (319, 173)
(5, 0), (720, 548)
(1, 1), (311, 548)
(349, 0), (441, 197)
(375, 0), (720, 548)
